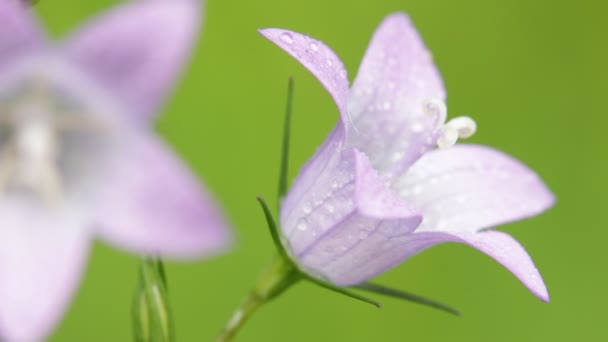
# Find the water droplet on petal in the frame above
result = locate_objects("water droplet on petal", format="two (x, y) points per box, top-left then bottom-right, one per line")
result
(302, 201), (313, 214)
(296, 218), (308, 231)
(310, 41), (319, 52)
(279, 32), (294, 44)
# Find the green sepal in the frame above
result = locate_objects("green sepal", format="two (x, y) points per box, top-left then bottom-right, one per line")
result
(256, 196), (292, 262)
(353, 282), (460, 315)
(304, 275), (382, 308)
(278, 77), (295, 204)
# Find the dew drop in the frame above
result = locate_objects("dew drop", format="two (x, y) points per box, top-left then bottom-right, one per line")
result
(279, 32), (294, 44)
(302, 201), (313, 214)
(296, 218), (308, 231)
(310, 41), (319, 52)
(339, 68), (347, 79)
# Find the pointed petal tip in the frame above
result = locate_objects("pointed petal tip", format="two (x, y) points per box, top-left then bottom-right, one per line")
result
(532, 281), (550, 303)
(94, 133), (233, 260)
(63, 0), (202, 121)
(258, 26), (350, 130)
(454, 230), (551, 303)
(539, 290), (550, 303)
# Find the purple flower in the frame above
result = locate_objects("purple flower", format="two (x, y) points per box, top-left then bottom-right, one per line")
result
(260, 13), (554, 301)
(0, 0), (230, 340)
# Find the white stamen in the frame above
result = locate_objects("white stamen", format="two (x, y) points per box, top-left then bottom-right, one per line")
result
(436, 115), (477, 149)
(422, 98), (448, 124)
(447, 116), (477, 138)
(437, 125), (459, 149)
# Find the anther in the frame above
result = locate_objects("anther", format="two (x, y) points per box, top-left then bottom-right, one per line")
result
(436, 116), (477, 149)
(422, 98), (447, 124)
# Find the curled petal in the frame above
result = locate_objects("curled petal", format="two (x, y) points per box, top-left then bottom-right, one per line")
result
(286, 150), (421, 283)
(453, 230), (549, 301)
(347, 13), (446, 177)
(280, 126), (355, 255)
(0, 0), (45, 70)
(94, 133), (231, 259)
(351, 230), (548, 301)
(393, 144), (555, 233)
(63, 0), (201, 123)
(259, 28), (350, 129)
(0, 200), (90, 341)
(299, 227), (548, 301)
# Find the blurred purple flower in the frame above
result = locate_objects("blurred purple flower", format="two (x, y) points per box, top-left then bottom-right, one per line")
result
(260, 13), (554, 301)
(0, 0), (230, 340)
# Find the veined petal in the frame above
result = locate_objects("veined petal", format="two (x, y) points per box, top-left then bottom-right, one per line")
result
(280, 125), (355, 255)
(320, 228), (547, 300)
(453, 230), (549, 301)
(259, 28), (350, 128)
(283, 149), (421, 283)
(62, 0), (201, 123)
(0, 200), (90, 341)
(393, 144), (555, 234)
(0, 0), (45, 70)
(348, 13), (446, 178)
(94, 133), (231, 259)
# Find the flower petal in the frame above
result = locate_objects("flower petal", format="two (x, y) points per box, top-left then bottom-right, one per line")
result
(284, 149), (421, 283)
(354, 149), (421, 221)
(452, 230), (549, 301)
(259, 28), (350, 128)
(0, 0), (45, 70)
(280, 126), (355, 255)
(94, 133), (231, 259)
(0, 200), (90, 341)
(62, 0), (201, 123)
(393, 144), (555, 233)
(317, 228), (548, 300)
(347, 13), (446, 178)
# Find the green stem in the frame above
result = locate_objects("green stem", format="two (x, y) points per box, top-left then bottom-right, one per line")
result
(215, 292), (264, 342)
(216, 256), (301, 342)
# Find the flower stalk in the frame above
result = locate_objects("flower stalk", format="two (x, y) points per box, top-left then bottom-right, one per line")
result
(216, 256), (301, 342)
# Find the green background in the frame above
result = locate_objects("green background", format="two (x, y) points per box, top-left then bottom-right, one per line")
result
(33, 0), (606, 340)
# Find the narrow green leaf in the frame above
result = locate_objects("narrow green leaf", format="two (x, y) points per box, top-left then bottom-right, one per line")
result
(305, 276), (382, 308)
(256, 197), (291, 261)
(278, 77), (295, 204)
(353, 282), (460, 316)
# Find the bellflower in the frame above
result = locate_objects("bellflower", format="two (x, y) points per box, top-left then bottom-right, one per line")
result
(259, 13), (554, 300)
(0, 0), (230, 340)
